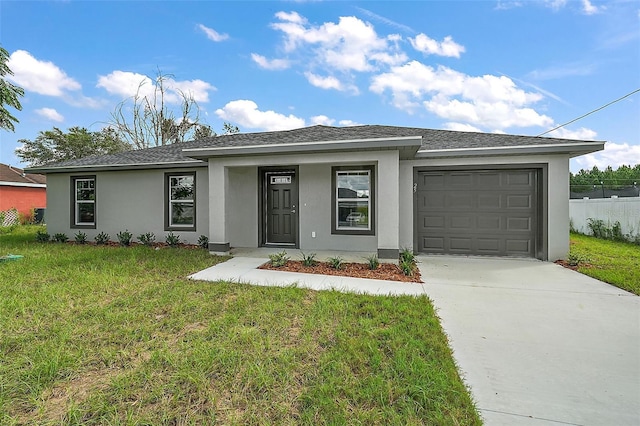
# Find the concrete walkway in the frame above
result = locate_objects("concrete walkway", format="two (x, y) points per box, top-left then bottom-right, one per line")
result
(189, 254), (640, 425)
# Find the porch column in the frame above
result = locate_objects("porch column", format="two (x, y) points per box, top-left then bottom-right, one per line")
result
(208, 159), (230, 254)
(377, 151), (400, 259)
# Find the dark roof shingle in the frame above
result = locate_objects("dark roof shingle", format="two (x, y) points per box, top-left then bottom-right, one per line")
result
(29, 125), (602, 171)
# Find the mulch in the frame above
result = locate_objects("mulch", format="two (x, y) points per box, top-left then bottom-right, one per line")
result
(258, 260), (423, 283)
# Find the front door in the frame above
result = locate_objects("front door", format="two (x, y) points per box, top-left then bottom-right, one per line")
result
(264, 170), (298, 246)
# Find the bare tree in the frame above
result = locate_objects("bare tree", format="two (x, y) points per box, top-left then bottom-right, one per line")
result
(108, 71), (204, 149)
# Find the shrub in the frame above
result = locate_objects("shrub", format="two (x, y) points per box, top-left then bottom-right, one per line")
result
(138, 232), (156, 246)
(300, 252), (317, 266)
(53, 233), (69, 243)
(399, 258), (416, 276)
(95, 232), (110, 245)
(35, 230), (50, 242)
(117, 230), (133, 246)
(327, 256), (344, 270)
(74, 231), (87, 244)
(399, 247), (416, 264)
(268, 251), (289, 267)
(366, 254), (379, 270)
(197, 235), (209, 249)
(165, 231), (180, 247)
(567, 252), (588, 267)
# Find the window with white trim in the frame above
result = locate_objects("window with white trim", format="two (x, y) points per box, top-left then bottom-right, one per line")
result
(165, 173), (196, 230)
(332, 166), (375, 235)
(72, 176), (96, 228)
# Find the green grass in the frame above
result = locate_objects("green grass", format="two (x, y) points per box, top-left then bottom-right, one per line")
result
(0, 226), (480, 425)
(570, 232), (640, 295)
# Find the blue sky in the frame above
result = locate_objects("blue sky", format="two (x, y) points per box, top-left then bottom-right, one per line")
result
(2, 0), (639, 172)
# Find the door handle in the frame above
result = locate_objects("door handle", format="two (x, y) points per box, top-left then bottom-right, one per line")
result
(291, 210), (296, 213)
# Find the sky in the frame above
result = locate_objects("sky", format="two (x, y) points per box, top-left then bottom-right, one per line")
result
(1, 0), (639, 173)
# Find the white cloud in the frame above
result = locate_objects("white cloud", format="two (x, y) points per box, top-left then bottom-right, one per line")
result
(354, 7), (416, 34)
(338, 119), (361, 126)
(409, 34), (465, 58)
(370, 60), (552, 129)
(35, 107), (64, 122)
(197, 24), (229, 42)
(304, 72), (356, 92)
(443, 122), (482, 132)
(7, 50), (81, 96)
(573, 142), (640, 171)
(215, 100), (305, 131)
(251, 53), (291, 70)
(271, 12), (407, 72)
(544, 0), (568, 11)
(547, 127), (598, 140)
(97, 71), (215, 103)
(310, 115), (335, 125)
(581, 0), (604, 15)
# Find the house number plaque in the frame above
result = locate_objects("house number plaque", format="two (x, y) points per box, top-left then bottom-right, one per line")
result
(270, 176), (292, 184)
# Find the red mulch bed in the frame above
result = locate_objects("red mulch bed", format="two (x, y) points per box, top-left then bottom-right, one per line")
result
(259, 260), (422, 283)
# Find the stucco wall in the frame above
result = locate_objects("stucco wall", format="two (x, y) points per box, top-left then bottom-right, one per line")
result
(209, 151), (400, 254)
(399, 154), (571, 261)
(45, 167), (209, 244)
(0, 186), (46, 214)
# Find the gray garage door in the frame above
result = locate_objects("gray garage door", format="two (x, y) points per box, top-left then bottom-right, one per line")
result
(416, 169), (538, 257)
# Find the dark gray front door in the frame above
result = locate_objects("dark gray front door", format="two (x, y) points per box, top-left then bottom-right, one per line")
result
(416, 169), (538, 257)
(265, 171), (297, 245)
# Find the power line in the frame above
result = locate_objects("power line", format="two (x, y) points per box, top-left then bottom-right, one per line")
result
(537, 88), (640, 137)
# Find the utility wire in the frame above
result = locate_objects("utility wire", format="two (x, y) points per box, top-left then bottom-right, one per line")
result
(537, 88), (640, 137)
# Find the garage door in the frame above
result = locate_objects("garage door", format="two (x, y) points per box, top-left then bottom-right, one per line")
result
(416, 169), (538, 257)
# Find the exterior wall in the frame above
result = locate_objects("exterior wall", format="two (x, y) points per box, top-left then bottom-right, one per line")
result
(570, 197), (640, 238)
(45, 167), (208, 244)
(0, 185), (46, 214)
(399, 154), (571, 261)
(209, 151), (399, 255)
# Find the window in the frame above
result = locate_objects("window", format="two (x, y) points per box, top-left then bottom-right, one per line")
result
(165, 172), (196, 231)
(71, 176), (96, 228)
(332, 166), (375, 235)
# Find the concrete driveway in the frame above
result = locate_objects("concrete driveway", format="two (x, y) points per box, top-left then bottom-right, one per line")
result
(419, 256), (640, 425)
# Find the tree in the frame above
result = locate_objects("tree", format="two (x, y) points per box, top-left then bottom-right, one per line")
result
(108, 70), (240, 149)
(16, 126), (131, 167)
(0, 45), (25, 132)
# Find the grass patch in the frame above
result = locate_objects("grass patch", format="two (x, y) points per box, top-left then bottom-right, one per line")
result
(0, 226), (479, 425)
(570, 232), (640, 295)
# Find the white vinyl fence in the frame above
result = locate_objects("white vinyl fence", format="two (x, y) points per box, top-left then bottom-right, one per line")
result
(570, 197), (640, 239)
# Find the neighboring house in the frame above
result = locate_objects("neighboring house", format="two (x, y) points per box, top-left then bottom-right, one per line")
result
(28, 125), (604, 261)
(0, 163), (47, 222)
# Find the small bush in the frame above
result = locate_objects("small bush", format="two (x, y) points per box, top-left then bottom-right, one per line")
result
(74, 231), (87, 244)
(53, 233), (69, 243)
(366, 254), (379, 270)
(268, 251), (289, 267)
(300, 252), (317, 266)
(35, 230), (50, 242)
(567, 252), (588, 267)
(117, 230), (133, 246)
(197, 235), (209, 249)
(399, 258), (416, 276)
(399, 247), (416, 264)
(95, 232), (110, 245)
(327, 256), (344, 270)
(165, 231), (180, 247)
(138, 232), (156, 246)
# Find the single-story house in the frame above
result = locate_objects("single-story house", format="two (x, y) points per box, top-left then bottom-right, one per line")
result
(0, 163), (47, 223)
(28, 125), (604, 260)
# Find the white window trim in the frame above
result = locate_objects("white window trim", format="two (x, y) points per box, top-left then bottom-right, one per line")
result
(167, 174), (196, 229)
(74, 178), (95, 226)
(335, 169), (372, 232)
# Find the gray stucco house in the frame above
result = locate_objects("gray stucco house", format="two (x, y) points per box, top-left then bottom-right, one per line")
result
(29, 125), (604, 260)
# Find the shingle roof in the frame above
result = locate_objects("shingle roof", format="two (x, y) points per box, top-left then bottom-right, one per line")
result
(28, 125), (603, 171)
(0, 163), (47, 184)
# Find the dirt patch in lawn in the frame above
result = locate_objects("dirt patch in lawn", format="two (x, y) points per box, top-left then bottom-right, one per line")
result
(259, 260), (422, 283)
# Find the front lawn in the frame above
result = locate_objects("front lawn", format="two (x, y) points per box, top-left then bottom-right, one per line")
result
(569, 232), (640, 295)
(0, 226), (480, 425)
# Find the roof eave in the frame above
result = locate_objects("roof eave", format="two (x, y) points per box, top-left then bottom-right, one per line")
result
(26, 160), (207, 174)
(415, 141), (605, 159)
(182, 136), (423, 159)
(0, 181), (47, 188)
